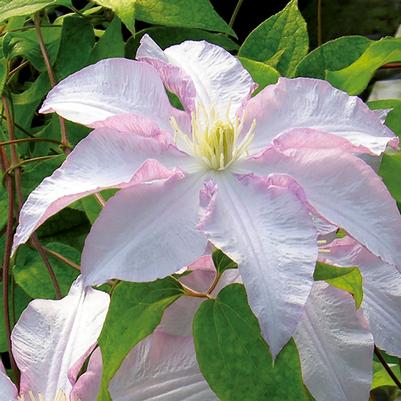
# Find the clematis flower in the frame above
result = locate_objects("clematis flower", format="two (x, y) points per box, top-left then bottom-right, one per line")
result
(293, 235), (401, 401)
(72, 256), (239, 401)
(0, 277), (109, 401)
(12, 35), (401, 356)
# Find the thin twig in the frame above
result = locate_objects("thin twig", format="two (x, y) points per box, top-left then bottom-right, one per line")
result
(229, 0), (244, 28)
(31, 235), (62, 299)
(374, 346), (401, 390)
(7, 60), (30, 83)
(2, 96), (23, 209)
(0, 137), (66, 147)
(3, 96), (62, 299)
(317, 0), (323, 46)
(0, 146), (19, 383)
(207, 272), (221, 295)
(33, 13), (69, 153)
(42, 246), (81, 271)
(3, 155), (59, 182)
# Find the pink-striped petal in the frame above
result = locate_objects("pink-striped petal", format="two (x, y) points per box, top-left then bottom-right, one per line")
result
(241, 130), (401, 271)
(11, 276), (109, 400)
(12, 127), (188, 254)
(198, 173), (318, 357)
(40, 59), (174, 131)
(137, 34), (255, 120)
(109, 331), (218, 401)
(324, 237), (401, 357)
(294, 283), (373, 401)
(243, 77), (398, 155)
(70, 348), (102, 401)
(81, 172), (207, 286)
(0, 361), (17, 401)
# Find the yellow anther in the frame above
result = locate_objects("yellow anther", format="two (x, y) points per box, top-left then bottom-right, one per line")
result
(170, 102), (256, 171)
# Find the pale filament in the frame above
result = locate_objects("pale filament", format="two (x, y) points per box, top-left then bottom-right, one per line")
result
(17, 389), (72, 401)
(170, 101), (256, 171)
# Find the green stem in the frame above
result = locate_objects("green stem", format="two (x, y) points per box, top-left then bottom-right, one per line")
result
(229, 0), (244, 28)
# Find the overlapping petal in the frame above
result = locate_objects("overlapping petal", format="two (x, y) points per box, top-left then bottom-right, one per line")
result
(324, 237), (401, 357)
(198, 173), (318, 356)
(40, 59), (174, 130)
(109, 331), (218, 401)
(81, 172), (207, 286)
(12, 126), (189, 253)
(294, 283), (373, 401)
(0, 361), (17, 401)
(70, 348), (103, 401)
(242, 130), (401, 271)
(243, 77), (398, 154)
(137, 34), (255, 119)
(11, 276), (109, 400)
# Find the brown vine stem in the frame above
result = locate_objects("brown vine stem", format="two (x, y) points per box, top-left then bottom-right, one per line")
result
(33, 13), (69, 153)
(3, 96), (62, 299)
(374, 346), (401, 390)
(31, 236), (62, 299)
(0, 145), (19, 383)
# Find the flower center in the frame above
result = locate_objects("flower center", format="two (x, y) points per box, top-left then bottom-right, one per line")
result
(170, 103), (256, 171)
(17, 390), (69, 401)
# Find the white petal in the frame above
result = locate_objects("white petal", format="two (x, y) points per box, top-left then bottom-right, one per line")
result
(0, 361), (17, 401)
(242, 130), (401, 271)
(81, 173), (207, 286)
(324, 237), (401, 357)
(137, 34), (255, 119)
(12, 127), (188, 253)
(70, 348), (102, 401)
(11, 276), (109, 400)
(198, 173), (318, 357)
(40, 58), (174, 131)
(109, 331), (218, 401)
(244, 77), (398, 154)
(294, 283), (374, 401)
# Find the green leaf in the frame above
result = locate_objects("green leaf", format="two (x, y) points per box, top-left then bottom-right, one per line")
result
(79, 189), (117, 224)
(239, 57), (280, 95)
(372, 361), (401, 389)
(326, 37), (401, 95)
(0, 0), (71, 22)
(239, 0), (308, 77)
(368, 99), (401, 137)
(135, 0), (233, 35)
(14, 242), (80, 299)
(0, 57), (7, 95)
(0, 282), (31, 352)
(314, 262), (363, 308)
(54, 15), (95, 81)
(379, 152), (401, 204)
(126, 27), (238, 58)
(98, 277), (183, 401)
(193, 284), (310, 401)
(92, 0), (136, 34)
(89, 17), (125, 63)
(212, 248), (237, 275)
(295, 36), (371, 79)
(0, 186), (8, 230)
(3, 27), (61, 71)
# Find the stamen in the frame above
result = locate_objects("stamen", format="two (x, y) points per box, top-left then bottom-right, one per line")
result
(169, 101), (256, 171)
(16, 390), (69, 401)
